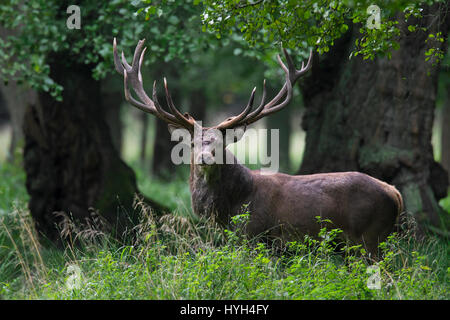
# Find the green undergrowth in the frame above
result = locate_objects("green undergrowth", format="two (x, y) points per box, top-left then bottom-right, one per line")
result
(0, 161), (449, 300)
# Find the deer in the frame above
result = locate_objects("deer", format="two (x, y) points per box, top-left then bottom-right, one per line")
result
(113, 38), (404, 256)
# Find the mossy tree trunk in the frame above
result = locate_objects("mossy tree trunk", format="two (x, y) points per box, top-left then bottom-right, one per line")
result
(22, 54), (164, 243)
(299, 5), (449, 228)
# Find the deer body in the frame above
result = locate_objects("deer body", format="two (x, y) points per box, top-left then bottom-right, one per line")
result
(190, 150), (402, 253)
(114, 38), (403, 255)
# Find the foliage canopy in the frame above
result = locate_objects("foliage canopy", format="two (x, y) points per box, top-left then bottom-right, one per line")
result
(0, 0), (211, 99)
(0, 0), (447, 100)
(200, 0), (447, 61)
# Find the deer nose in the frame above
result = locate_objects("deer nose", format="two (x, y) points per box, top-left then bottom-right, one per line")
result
(200, 152), (215, 165)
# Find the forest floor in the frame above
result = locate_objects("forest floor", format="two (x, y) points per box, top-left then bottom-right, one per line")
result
(0, 159), (449, 300)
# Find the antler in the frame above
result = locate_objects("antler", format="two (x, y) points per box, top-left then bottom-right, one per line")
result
(215, 48), (313, 130)
(113, 38), (195, 130)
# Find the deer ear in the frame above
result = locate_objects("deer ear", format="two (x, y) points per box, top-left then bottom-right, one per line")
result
(224, 125), (246, 145)
(167, 123), (183, 135)
(233, 125), (246, 142)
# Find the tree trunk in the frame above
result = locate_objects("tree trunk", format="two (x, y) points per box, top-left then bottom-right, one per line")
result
(441, 81), (450, 183)
(151, 66), (180, 178)
(265, 85), (292, 173)
(100, 78), (123, 154)
(0, 81), (35, 161)
(299, 5), (449, 228)
(188, 88), (207, 120)
(22, 54), (165, 243)
(0, 91), (8, 124)
(153, 117), (177, 178)
(140, 112), (149, 165)
(0, 27), (35, 161)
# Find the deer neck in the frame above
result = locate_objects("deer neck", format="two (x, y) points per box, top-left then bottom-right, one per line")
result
(189, 149), (253, 224)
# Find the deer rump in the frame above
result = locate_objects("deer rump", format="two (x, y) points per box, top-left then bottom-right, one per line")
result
(191, 167), (402, 254)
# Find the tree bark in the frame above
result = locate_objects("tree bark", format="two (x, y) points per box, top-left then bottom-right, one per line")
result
(140, 112), (149, 165)
(151, 66), (181, 178)
(0, 81), (35, 161)
(100, 77), (123, 154)
(0, 90), (8, 124)
(0, 27), (35, 161)
(265, 85), (292, 173)
(188, 88), (207, 121)
(299, 4), (449, 228)
(153, 117), (177, 178)
(441, 81), (450, 183)
(22, 54), (165, 243)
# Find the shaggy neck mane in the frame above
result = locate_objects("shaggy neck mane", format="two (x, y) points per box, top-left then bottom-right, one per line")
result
(189, 150), (253, 224)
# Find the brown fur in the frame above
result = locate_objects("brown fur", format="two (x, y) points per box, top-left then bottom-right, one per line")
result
(190, 150), (402, 256)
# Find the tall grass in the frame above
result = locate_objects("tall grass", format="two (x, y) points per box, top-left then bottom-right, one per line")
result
(0, 161), (449, 300)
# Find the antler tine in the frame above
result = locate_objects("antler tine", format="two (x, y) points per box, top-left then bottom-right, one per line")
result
(216, 87), (256, 130)
(151, 80), (178, 123)
(277, 52), (289, 74)
(239, 55), (290, 124)
(244, 52), (295, 124)
(163, 78), (195, 128)
(138, 46), (146, 82)
(244, 79), (267, 121)
(152, 80), (167, 115)
(113, 38), (124, 75)
(114, 38), (193, 129)
(215, 47), (312, 129)
(126, 40), (153, 105)
(296, 49), (313, 77)
(132, 39), (146, 67)
(121, 51), (132, 72)
(282, 48), (298, 84)
(264, 65), (293, 114)
(123, 72), (156, 115)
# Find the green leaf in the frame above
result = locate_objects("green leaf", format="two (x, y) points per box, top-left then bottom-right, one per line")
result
(168, 15), (180, 25)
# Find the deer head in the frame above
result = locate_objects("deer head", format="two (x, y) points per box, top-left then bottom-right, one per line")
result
(113, 38), (312, 168)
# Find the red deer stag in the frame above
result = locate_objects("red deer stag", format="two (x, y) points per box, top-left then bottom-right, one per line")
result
(113, 39), (403, 256)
